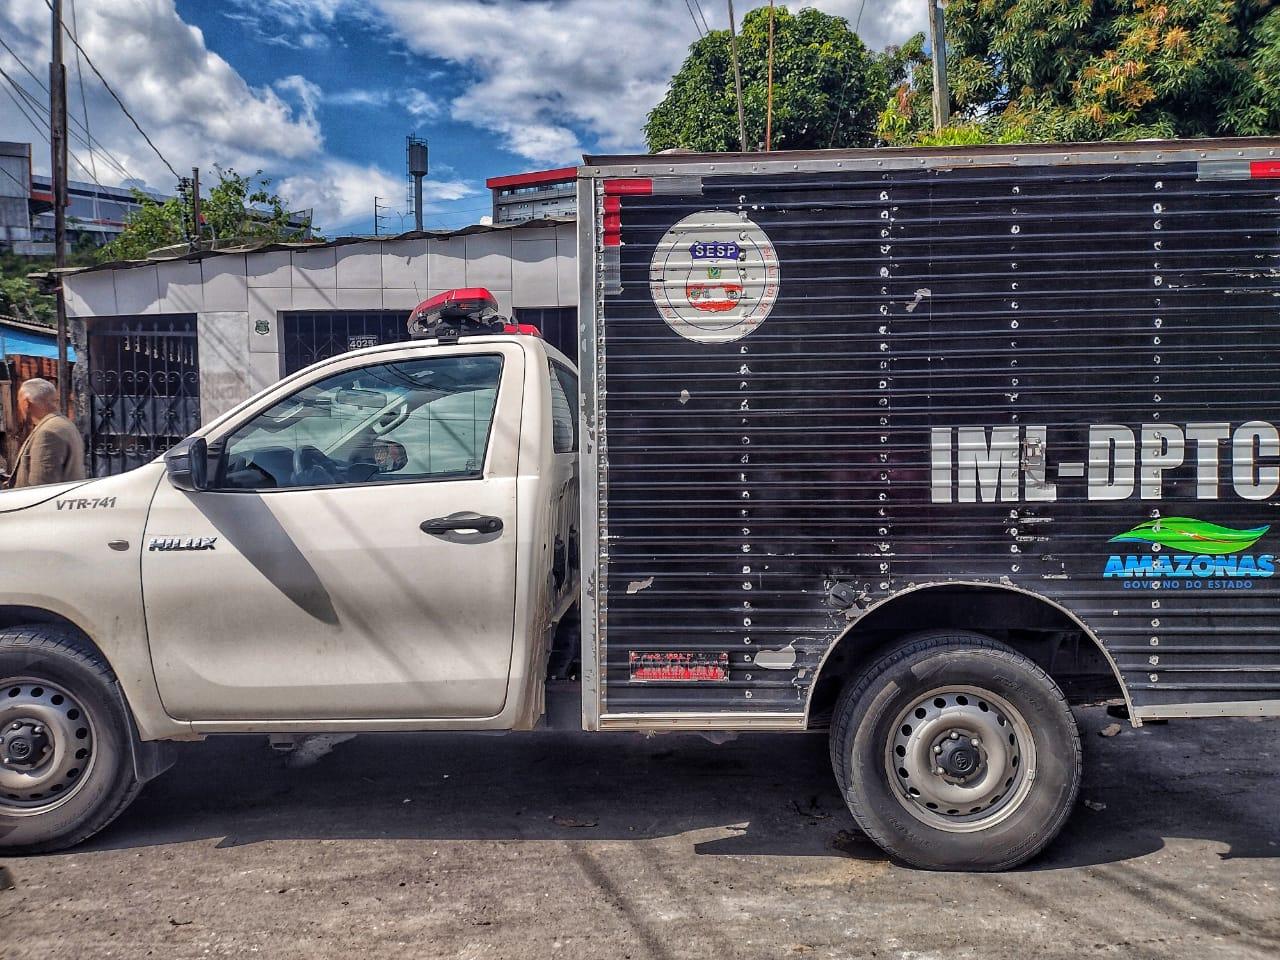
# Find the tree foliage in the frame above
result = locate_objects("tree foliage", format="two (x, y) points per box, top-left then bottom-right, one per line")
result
(0, 247), (96, 328)
(880, 0), (1280, 145)
(99, 167), (311, 262)
(646, 6), (913, 151)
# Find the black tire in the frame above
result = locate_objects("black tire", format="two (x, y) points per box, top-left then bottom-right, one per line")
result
(0, 625), (142, 853)
(830, 630), (1081, 871)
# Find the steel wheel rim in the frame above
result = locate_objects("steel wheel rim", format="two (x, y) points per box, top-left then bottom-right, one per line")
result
(0, 678), (97, 815)
(883, 684), (1037, 834)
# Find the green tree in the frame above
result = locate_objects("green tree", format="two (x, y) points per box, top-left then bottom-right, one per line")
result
(99, 166), (311, 262)
(646, 6), (912, 152)
(0, 248), (97, 327)
(880, 0), (1280, 145)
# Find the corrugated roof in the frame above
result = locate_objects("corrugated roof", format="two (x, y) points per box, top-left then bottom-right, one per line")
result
(43, 216), (575, 278)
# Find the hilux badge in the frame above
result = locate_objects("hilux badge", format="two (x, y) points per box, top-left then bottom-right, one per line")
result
(148, 536), (217, 552)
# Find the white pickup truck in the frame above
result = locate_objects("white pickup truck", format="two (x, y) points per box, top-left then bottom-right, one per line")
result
(0, 325), (580, 854)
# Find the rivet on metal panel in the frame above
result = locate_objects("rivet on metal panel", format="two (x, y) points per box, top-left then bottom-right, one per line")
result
(1149, 655), (1159, 666)
(1149, 674), (1159, 683)
(1150, 636), (1160, 645)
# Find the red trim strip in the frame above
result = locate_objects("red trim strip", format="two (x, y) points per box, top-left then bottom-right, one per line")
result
(1250, 160), (1280, 178)
(604, 178), (653, 196)
(485, 166), (577, 189)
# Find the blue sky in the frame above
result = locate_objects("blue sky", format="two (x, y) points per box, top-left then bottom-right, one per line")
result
(0, 0), (924, 235)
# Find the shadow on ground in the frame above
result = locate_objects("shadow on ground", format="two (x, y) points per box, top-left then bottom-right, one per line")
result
(76, 707), (1278, 870)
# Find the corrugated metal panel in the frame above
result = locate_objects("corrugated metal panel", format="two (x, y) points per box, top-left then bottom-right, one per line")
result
(587, 146), (1280, 721)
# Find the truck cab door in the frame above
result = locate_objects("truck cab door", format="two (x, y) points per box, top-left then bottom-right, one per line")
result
(141, 342), (526, 721)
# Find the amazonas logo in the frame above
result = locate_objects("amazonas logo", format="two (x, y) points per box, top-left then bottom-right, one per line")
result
(1103, 517), (1273, 585)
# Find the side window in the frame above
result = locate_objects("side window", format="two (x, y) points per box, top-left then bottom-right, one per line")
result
(549, 360), (578, 454)
(220, 354), (503, 490)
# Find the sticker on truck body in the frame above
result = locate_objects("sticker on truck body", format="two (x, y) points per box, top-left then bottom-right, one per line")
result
(629, 651), (729, 682)
(649, 211), (780, 344)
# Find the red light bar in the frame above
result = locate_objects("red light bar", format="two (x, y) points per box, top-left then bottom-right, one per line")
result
(411, 287), (498, 325)
(1251, 160), (1280, 178)
(502, 322), (540, 337)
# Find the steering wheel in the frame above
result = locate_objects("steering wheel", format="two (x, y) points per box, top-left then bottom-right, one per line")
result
(292, 444), (337, 486)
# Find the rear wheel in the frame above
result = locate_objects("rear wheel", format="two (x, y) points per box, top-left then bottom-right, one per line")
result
(0, 626), (142, 853)
(830, 631), (1081, 871)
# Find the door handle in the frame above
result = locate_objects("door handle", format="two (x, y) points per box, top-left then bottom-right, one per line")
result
(420, 512), (504, 536)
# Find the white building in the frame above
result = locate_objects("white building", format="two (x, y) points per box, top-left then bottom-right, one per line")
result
(59, 218), (577, 475)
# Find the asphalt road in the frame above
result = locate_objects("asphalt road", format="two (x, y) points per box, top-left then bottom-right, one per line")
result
(1, 706), (1277, 959)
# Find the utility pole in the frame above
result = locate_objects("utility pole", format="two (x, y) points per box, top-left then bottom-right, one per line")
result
(50, 0), (69, 412)
(190, 167), (201, 247)
(928, 0), (950, 133)
(765, 0), (775, 151)
(727, 0), (747, 152)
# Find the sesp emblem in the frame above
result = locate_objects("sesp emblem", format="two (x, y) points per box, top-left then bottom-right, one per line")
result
(649, 210), (780, 343)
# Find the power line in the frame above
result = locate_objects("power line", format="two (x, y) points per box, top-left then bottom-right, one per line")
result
(42, 0), (180, 181)
(68, 0), (99, 195)
(690, 0), (711, 33)
(0, 66), (112, 193)
(827, 0), (869, 148)
(683, 0), (705, 37)
(0, 31), (136, 182)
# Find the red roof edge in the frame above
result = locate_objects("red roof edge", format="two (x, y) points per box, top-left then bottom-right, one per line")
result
(486, 166), (577, 190)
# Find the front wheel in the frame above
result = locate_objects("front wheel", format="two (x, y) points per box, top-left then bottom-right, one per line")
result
(0, 626), (142, 853)
(830, 631), (1081, 871)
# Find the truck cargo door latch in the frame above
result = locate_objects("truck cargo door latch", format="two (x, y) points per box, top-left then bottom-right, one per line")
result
(1021, 437), (1047, 483)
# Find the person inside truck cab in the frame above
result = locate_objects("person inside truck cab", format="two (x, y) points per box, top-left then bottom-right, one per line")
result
(220, 356), (498, 490)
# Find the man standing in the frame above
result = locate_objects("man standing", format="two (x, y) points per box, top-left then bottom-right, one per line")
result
(7, 378), (84, 488)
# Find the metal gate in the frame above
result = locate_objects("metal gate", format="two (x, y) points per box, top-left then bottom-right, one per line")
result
(282, 311), (408, 375)
(86, 315), (199, 476)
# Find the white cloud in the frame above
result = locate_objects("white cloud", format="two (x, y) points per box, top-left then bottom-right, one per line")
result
(405, 90), (440, 121)
(0, 0), (321, 185)
(327, 88), (392, 109)
(364, 0), (926, 166)
(802, 1), (928, 51)
(368, 0), (696, 164)
(279, 159), (476, 229)
(0, 0), (412, 230)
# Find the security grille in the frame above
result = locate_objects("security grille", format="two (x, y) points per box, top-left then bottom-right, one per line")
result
(514, 306), (577, 360)
(282, 311), (409, 375)
(86, 315), (199, 476)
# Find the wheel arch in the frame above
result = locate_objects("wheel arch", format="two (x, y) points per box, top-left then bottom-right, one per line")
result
(0, 606), (106, 660)
(804, 581), (1132, 729)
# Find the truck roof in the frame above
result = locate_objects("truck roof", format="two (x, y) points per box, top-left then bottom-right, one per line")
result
(581, 136), (1280, 177)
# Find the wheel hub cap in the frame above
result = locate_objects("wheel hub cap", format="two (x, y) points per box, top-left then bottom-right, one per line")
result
(0, 680), (95, 812)
(887, 685), (1037, 833)
(1, 720), (50, 768)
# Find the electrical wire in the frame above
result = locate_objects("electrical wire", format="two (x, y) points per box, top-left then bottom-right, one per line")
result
(690, 0), (711, 33)
(43, 0), (181, 181)
(0, 65), (113, 194)
(683, 0), (705, 37)
(68, 0), (100, 200)
(827, 0), (869, 148)
(0, 32), (136, 183)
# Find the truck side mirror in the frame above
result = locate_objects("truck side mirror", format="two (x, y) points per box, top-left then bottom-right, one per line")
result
(165, 436), (210, 492)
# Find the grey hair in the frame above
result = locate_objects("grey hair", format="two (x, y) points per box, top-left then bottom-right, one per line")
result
(18, 378), (58, 407)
